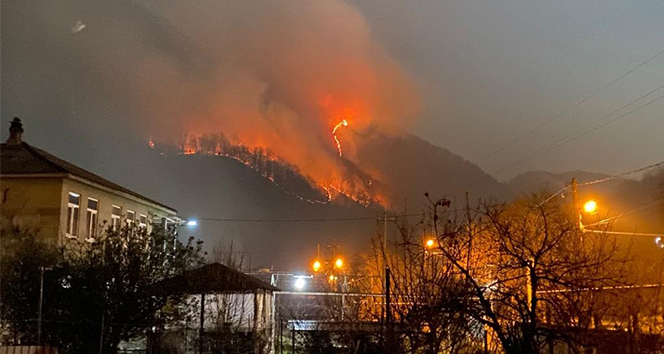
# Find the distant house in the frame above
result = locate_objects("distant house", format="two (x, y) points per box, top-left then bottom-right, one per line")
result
(154, 262), (279, 354)
(0, 118), (178, 243)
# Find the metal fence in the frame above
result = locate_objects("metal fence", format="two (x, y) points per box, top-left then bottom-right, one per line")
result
(0, 347), (57, 354)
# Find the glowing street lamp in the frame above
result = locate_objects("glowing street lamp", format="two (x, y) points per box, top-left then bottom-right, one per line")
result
(655, 237), (664, 249)
(425, 238), (435, 249)
(186, 220), (198, 227)
(294, 277), (306, 290)
(334, 258), (344, 269)
(583, 200), (598, 214)
(312, 260), (322, 272)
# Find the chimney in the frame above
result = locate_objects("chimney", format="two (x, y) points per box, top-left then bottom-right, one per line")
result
(6, 117), (24, 145)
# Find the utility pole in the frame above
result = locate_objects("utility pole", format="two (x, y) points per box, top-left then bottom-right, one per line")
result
(570, 178), (581, 230)
(379, 211), (388, 324)
(292, 325), (296, 354)
(385, 266), (392, 354)
(37, 266), (53, 346)
(37, 266), (45, 346)
(99, 312), (105, 354)
(383, 211), (388, 262)
(199, 293), (205, 354)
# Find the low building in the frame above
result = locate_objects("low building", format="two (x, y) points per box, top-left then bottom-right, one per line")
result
(154, 262), (279, 354)
(0, 118), (178, 243)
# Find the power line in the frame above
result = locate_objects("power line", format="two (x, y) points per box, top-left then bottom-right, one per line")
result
(535, 87), (664, 162)
(522, 84), (664, 167)
(538, 160), (664, 204)
(569, 91), (664, 140)
(197, 209), (470, 224)
(538, 186), (569, 206)
(488, 88), (664, 178)
(474, 47), (664, 165)
(579, 159), (664, 186)
(201, 158), (664, 225)
(200, 216), (381, 223)
(583, 198), (663, 227)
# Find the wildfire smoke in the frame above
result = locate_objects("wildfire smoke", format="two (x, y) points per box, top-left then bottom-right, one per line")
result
(68, 0), (422, 207)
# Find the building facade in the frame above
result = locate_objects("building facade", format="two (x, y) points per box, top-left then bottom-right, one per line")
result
(0, 118), (178, 243)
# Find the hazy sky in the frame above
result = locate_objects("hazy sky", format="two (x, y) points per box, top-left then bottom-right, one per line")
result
(350, 0), (664, 180)
(2, 0), (663, 181)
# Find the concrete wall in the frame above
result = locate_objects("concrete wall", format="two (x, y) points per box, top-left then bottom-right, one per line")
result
(182, 292), (274, 333)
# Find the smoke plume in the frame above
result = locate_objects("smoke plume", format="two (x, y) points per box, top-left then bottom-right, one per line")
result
(151, 0), (421, 197)
(4, 0), (420, 205)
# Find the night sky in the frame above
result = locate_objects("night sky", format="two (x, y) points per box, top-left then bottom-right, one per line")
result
(3, 0), (663, 180)
(350, 0), (664, 179)
(2, 0), (664, 267)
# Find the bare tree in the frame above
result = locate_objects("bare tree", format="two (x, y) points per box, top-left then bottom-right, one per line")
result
(377, 215), (481, 354)
(421, 194), (630, 354)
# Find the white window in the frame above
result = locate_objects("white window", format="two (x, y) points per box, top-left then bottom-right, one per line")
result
(139, 214), (147, 228)
(86, 198), (98, 238)
(66, 192), (80, 237)
(126, 210), (135, 225)
(111, 205), (122, 230)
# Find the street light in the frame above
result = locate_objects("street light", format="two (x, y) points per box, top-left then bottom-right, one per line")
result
(578, 200), (598, 232)
(655, 237), (664, 249)
(37, 266), (53, 345)
(185, 219), (198, 227)
(334, 258), (343, 269)
(294, 277), (306, 290)
(425, 238), (435, 249)
(583, 200), (598, 214)
(580, 201), (664, 245)
(312, 260), (321, 272)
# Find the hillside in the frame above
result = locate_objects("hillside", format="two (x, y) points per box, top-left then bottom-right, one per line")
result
(507, 169), (664, 235)
(355, 131), (512, 209)
(110, 152), (379, 270)
(507, 170), (615, 196)
(39, 132), (520, 269)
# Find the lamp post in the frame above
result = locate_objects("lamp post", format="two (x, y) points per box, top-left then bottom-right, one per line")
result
(37, 266), (53, 346)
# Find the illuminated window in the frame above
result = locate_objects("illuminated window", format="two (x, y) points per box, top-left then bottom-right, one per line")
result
(66, 192), (80, 237)
(111, 205), (122, 230)
(86, 198), (98, 238)
(126, 210), (135, 225)
(139, 214), (147, 228)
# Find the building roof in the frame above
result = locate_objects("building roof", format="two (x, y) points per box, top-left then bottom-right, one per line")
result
(157, 263), (280, 294)
(0, 142), (176, 213)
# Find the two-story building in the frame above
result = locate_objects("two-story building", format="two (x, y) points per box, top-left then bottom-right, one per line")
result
(0, 118), (178, 243)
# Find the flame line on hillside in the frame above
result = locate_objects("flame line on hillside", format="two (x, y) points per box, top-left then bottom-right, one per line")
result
(171, 134), (383, 207)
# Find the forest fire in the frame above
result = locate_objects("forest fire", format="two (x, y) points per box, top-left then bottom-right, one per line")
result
(172, 133), (385, 208)
(126, 0), (419, 212)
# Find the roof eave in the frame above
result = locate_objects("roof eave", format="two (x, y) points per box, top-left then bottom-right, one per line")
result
(68, 174), (177, 214)
(1, 173), (69, 178)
